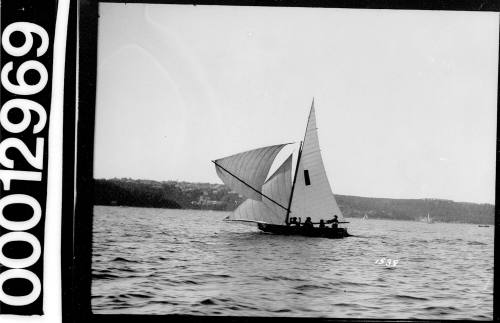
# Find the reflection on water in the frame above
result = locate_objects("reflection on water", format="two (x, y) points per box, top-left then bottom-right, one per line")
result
(92, 206), (493, 319)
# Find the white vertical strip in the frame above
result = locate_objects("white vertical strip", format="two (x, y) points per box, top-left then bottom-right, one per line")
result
(43, 0), (70, 320)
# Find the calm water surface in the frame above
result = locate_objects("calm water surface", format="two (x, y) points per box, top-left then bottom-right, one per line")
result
(92, 206), (493, 319)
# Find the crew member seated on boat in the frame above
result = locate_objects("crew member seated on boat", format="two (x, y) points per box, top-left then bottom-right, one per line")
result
(331, 215), (339, 229)
(297, 217), (302, 226)
(303, 217), (314, 229)
(319, 219), (325, 228)
(289, 217), (297, 226)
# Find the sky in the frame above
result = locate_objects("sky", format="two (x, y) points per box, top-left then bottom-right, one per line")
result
(94, 4), (498, 204)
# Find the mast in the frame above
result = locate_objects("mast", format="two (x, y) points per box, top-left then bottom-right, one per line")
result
(286, 141), (303, 224)
(285, 99), (315, 224)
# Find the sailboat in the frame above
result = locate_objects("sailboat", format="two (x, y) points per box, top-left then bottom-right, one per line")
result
(212, 100), (349, 238)
(421, 212), (433, 223)
(363, 214), (368, 220)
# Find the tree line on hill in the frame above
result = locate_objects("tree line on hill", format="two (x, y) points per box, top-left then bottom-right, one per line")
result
(93, 178), (244, 211)
(336, 195), (494, 224)
(94, 178), (494, 224)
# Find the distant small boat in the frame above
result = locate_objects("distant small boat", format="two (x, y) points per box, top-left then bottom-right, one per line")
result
(421, 212), (434, 224)
(478, 225), (490, 227)
(213, 100), (349, 239)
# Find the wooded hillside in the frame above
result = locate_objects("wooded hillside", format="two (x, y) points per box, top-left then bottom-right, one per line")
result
(94, 178), (494, 224)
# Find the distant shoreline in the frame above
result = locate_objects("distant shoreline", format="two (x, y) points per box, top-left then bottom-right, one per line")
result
(94, 205), (494, 226)
(94, 178), (495, 225)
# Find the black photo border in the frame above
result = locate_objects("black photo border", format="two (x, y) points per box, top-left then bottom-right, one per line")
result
(68, 1), (500, 322)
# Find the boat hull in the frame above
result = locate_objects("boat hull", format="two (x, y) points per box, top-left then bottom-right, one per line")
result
(257, 223), (349, 239)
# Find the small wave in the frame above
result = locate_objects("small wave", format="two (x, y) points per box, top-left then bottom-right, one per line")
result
(277, 276), (306, 282)
(394, 294), (429, 301)
(467, 241), (487, 246)
(119, 267), (137, 273)
(92, 273), (120, 279)
(194, 273), (232, 279)
(149, 300), (179, 305)
(193, 297), (232, 307)
(118, 293), (153, 299)
(409, 257), (428, 262)
(333, 303), (353, 307)
(124, 274), (149, 279)
(209, 310), (223, 314)
(295, 284), (330, 291)
(272, 308), (292, 313)
(227, 305), (244, 311)
(215, 297), (231, 303)
(342, 281), (371, 287)
(200, 298), (216, 305)
(186, 309), (206, 314)
(432, 238), (452, 243)
(110, 298), (127, 304)
(112, 257), (140, 263)
(424, 305), (458, 311)
(106, 305), (131, 310)
(93, 268), (113, 273)
(182, 280), (199, 285)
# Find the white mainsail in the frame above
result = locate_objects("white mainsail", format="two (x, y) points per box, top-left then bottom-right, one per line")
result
(289, 102), (344, 223)
(214, 144), (286, 201)
(224, 154), (293, 225)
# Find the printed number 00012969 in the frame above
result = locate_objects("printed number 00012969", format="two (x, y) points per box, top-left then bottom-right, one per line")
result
(0, 21), (49, 307)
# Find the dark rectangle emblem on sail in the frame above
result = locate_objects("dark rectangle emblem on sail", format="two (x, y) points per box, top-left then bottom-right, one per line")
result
(304, 170), (311, 186)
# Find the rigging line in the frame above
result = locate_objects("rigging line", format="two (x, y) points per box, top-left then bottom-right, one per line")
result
(212, 161), (291, 212)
